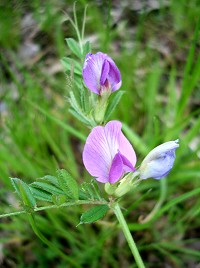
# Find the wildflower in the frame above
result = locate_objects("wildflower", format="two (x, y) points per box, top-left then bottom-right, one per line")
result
(82, 52), (122, 95)
(139, 140), (179, 180)
(83, 120), (136, 184)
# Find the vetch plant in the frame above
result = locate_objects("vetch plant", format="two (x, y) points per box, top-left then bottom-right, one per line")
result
(0, 5), (180, 268)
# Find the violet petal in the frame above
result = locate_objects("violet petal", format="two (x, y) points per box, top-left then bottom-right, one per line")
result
(83, 120), (137, 184)
(109, 152), (124, 184)
(100, 59), (110, 86)
(82, 121), (121, 182)
(119, 132), (137, 167)
(82, 52), (106, 94)
(107, 59), (122, 92)
(82, 52), (122, 94)
(140, 140), (179, 180)
(104, 121), (122, 158)
(120, 153), (135, 173)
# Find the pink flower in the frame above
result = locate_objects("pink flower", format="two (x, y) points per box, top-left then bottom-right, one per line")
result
(83, 121), (137, 184)
(82, 52), (122, 95)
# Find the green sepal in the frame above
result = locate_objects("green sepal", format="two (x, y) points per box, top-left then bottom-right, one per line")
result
(56, 169), (79, 200)
(78, 205), (109, 225)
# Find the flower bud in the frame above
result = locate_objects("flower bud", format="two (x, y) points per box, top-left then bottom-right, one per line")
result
(139, 140), (179, 180)
(82, 52), (122, 95)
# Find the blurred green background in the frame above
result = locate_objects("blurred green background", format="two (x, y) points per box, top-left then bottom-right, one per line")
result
(0, 0), (200, 267)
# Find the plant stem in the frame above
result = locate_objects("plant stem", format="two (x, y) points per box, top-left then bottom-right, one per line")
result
(140, 178), (167, 224)
(113, 203), (145, 268)
(0, 200), (108, 219)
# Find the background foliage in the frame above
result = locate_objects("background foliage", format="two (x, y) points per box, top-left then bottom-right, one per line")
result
(0, 0), (200, 267)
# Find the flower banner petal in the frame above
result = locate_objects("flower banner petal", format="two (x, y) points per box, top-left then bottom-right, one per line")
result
(83, 126), (112, 182)
(119, 132), (137, 167)
(104, 121), (122, 158)
(82, 53), (105, 94)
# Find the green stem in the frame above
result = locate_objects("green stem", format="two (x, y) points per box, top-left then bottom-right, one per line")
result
(73, 2), (83, 54)
(113, 203), (145, 268)
(140, 178), (167, 224)
(0, 200), (108, 219)
(27, 213), (79, 267)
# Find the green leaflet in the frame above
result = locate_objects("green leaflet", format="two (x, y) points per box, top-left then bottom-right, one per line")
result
(29, 186), (52, 202)
(38, 175), (60, 188)
(69, 108), (91, 125)
(83, 41), (91, 58)
(104, 91), (125, 121)
(56, 169), (79, 200)
(80, 181), (101, 200)
(79, 205), (109, 225)
(66, 38), (82, 59)
(11, 178), (36, 208)
(61, 57), (82, 75)
(30, 182), (64, 195)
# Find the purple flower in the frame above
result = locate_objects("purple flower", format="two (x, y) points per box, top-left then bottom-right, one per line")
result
(83, 121), (137, 184)
(139, 140), (179, 180)
(82, 52), (122, 95)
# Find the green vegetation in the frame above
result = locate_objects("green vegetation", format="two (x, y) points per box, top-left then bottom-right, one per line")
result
(0, 0), (200, 267)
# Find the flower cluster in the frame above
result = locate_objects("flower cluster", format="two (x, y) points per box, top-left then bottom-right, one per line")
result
(82, 52), (179, 195)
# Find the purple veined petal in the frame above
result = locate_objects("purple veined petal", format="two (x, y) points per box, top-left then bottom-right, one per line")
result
(119, 132), (137, 168)
(104, 120), (122, 158)
(83, 120), (137, 184)
(100, 59), (110, 86)
(82, 52), (107, 94)
(107, 59), (122, 92)
(82, 121), (121, 183)
(84, 53), (92, 64)
(83, 126), (111, 182)
(111, 80), (122, 92)
(95, 177), (110, 183)
(82, 52), (122, 94)
(119, 153), (136, 173)
(109, 152), (124, 184)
